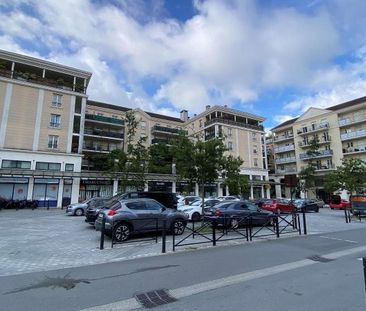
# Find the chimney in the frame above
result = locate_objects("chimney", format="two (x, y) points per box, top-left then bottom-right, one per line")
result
(180, 110), (188, 122)
(206, 105), (211, 110)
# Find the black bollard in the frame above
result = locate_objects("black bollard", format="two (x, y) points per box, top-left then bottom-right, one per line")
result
(162, 220), (166, 254)
(99, 213), (106, 250)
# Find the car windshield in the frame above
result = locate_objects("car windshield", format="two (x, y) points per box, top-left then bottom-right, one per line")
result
(190, 200), (201, 206)
(294, 200), (304, 207)
(245, 202), (258, 211)
(216, 202), (232, 209)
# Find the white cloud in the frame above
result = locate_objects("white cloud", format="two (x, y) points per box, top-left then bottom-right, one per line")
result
(1, 0), (366, 119)
(273, 115), (296, 125)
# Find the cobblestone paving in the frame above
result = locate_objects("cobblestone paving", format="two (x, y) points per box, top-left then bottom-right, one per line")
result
(0, 208), (365, 276)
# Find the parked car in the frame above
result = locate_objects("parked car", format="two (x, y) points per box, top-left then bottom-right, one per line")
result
(66, 197), (108, 216)
(261, 198), (296, 214)
(204, 201), (274, 228)
(178, 199), (221, 221)
(217, 196), (240, 201)
(293, 199), (319, 213)
(351, 195), (366, 216)
(313, 198), (325, 208)
(178, 196), (200, 207)
(329, 195), (350, 210)
(94, 198), (188, 242)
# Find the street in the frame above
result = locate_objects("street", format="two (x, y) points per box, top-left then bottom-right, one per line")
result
(0, 224), (365, 310)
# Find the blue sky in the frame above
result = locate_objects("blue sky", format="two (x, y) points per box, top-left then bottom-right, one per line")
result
(1, 0), (366, 131)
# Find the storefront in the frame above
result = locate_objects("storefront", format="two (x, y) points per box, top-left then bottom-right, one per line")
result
(32, 178), (59, 208)
(79, 179), (113, 201)
(148, 181), (173, 192)
(0, 177), (28, 200)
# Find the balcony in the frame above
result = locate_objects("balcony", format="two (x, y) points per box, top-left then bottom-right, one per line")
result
(84, 128), (124, 140)
(0, 68), (86, 93)
(339, 113), (366, 127)
(82, 145), (115, 153)
(340, 128), (366, 141)
(298, 137), (331, 148)
(151, 125), (188, 136)
(205, 117), (264, 132)
(274, 144), (295, 153)
(299, 149), (333, 160)
(343, 145), (366, 155)
(276, 167), (297, 175)
(275, 156), (296, 164)
(85, 114), (124, 126)
(273, 133), (294, 142)
(297, 122), (329, 135)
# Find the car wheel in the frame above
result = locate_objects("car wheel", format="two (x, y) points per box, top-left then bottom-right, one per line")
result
(191, 212), (201, 221)
(315, 208), (319, 213)
(113, 223), (131, 242)
(230, 218), (239, 229)
(75, 208), (84, 216)
(171, 219), (186, 235)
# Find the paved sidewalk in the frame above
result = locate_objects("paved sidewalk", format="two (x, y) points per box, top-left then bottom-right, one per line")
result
(0, 208), (365, 277)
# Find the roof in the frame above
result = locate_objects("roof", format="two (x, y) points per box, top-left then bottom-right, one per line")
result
(87, 100), (183, 123)
(271, 95), (366, 131)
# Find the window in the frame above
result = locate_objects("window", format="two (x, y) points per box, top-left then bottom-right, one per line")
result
(65, 164), (74, 171)
(140, 121), (147, 130)
(199, 119), (203, 128)
(252, 133), (257, 141)
(228, 142), (233, 150)
(146, 200), (163, 211)
(254, 158), (258, 167)
(50, 114), (61, 128)
(48, 135), (59, 149)
(126, 201), (146, 210)
(36, 162), (61, 171)
(52, 94), (62, 108)
(228, 128), (232, 137)
(2, 160), (31, 169)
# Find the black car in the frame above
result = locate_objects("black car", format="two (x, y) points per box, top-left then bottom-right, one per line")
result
(85, 191), (178, 225)
(204, 201), (274, 228)
(293, 199), (319, 212)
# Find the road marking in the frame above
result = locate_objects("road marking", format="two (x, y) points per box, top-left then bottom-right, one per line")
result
(78, 245), (366, 311)
(319, 236), (358, 244)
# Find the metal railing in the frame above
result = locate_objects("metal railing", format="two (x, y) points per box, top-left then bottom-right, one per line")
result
(85, 114), (125, 126)
(205, 118), (264, 132)
(274, 145), (295, 153)
(299, 149), (333, 160)
(341, 129), (366, 141)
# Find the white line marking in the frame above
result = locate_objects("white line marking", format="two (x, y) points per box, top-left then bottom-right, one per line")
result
(319, 236), (358, 244)
(78, 245), (366, 311)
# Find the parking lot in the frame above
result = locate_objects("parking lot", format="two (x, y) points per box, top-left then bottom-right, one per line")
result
(0, 207), (366, 277)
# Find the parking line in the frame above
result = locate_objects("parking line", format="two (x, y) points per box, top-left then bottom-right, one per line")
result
(78, 245), (366, 311)
(319, 236), (358, 244)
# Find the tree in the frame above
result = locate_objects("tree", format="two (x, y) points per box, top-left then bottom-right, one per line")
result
(223, 155), (245, 196)
(297, 137), (320, 198)
(148, 143), (174, 174)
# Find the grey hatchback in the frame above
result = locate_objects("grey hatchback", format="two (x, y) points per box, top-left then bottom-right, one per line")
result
(95, 198), (188, 242)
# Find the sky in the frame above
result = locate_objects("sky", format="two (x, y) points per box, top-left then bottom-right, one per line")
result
(1, 0), (366, 131)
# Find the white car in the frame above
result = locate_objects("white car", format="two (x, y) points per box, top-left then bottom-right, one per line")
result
(178, 199), (221, 221)
(217, 196), (240, 201)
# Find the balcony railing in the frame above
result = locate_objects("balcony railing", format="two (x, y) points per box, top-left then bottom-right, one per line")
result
(299, 149), (333, 160)
(274, 144), (295, 153)
(205, 118), (264, 132)
(82, 145), (114, 153)
(85, 114), (124, 126)
(151, 125), (188, 136)
(339, 114), (366, 127)
(0, 68), (86, 93)
(343, 145), (366, 155)
(276, 167), (297, 174)
(340, 128), (366, 141)
(84, 128), (124, 139)
(298, 137), (331, 147)
(273, 133), (294, 142)
(297, 122), (329, 135)
(275, 156), (296, 164)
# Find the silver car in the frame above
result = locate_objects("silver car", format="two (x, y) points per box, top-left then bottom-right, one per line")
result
(95, 198), (188, 242)
(66, 197), (108, 216)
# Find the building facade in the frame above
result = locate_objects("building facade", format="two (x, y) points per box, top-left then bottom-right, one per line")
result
(271, 97), (366, 199)
(0, 49), (92, 207)
(0, 50), (270, 207)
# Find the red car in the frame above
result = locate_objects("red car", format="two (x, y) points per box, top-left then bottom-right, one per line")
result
(329, 195), (350, 210)
(261, 199), (295, 213)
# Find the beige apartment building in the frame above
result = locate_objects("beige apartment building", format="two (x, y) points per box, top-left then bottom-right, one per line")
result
(0, 49), (92, 207)
(0, 49), (270, 206)
(271, 96), (366, 199)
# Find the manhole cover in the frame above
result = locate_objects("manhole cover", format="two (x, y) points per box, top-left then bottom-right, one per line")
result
(308, 255), (334, 263)
(135, 289), (177, 308)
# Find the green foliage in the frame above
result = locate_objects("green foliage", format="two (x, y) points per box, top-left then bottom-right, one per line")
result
(325, 158), (366, 195)
(148, 144), (174, 174)
(222, 155), (245, 196)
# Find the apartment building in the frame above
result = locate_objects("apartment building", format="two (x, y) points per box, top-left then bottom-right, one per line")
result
(185, 105), (270, 199)
(0, 49), (270, 206)
(271, 96), (366, 199)
(0, 49), (92, 207)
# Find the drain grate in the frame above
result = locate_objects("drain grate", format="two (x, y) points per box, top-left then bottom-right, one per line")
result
(135, 289), (177, 308)
(308, 255), (334, 263)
